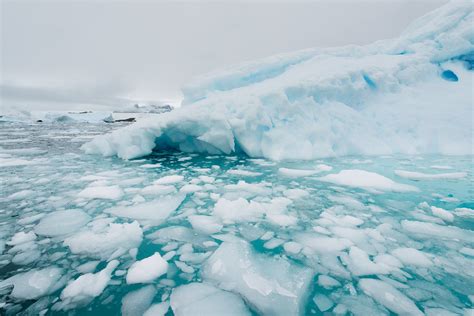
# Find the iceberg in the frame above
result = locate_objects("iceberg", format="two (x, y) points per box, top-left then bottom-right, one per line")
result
(83, 1), (473, 160)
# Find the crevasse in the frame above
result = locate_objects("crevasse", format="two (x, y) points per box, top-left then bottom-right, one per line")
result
(82, 1), (474, 160)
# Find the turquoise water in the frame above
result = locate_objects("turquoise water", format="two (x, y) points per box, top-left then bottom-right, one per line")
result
(0, 122), (473, 315)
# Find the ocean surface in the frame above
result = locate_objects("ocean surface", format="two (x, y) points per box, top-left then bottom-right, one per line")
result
(0, 122), (473, 315)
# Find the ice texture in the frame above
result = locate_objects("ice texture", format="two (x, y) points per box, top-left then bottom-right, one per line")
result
(0, 267), (63, 300)
(106, 195), (185, 225)
(170, 282), (251, 316)
(83, 1), (473, 160)
(201, 240), (314, 315)
(318, 169), (418, 193)
(359, 278), (423, 315)
(59, 260), (119, 309)
(126, 252), (168, 284)
(64, 221), (143, 260)
(34, 210), (91, 237)
(0, 121), (473, 314)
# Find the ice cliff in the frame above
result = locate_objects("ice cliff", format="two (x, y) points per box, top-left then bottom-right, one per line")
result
(83, 1), (473, 160)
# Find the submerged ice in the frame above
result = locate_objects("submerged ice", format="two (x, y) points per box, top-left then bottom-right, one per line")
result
(83, 1), (473, 160)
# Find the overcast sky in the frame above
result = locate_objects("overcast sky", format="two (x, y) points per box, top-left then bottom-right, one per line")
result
(1, 0), (447, 110)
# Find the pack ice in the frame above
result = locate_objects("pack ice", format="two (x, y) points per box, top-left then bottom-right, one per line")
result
(83, 1), (473, 160)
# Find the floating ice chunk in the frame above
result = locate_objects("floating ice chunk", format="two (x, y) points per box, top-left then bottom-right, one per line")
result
(60, 260), (119, 308)
(394, 170), (467, 180)
(201, 240), (313, 315)
(266, 213), (298, 227)
(460, 247), (474, 257)
(126, 253), (168, 284)
(76, 261), (100, 274)
(0, 267), (63, 300)
(148, 226), (211, 248)
(391, 248), (432, 267)
(199, 175), (215, 183)
(34, 210), (91, 237)
(430, 206), (454, 222)
(179, 184), (202, 193)
(263, 238), (285, 249)
(359, 278), (423, 316)
(141, 163), (162, 169)
(424, 308), (458, 316)
(283, 241), (303, 254)
(64, 221), (143, 260)
(213, 198), (263, 224)
(8, 190), (34, 200)
(283, 188), (309, 199)
(121, 285), (157, 316)
(278, 168), (319, 177)
(7, 231), (36, 245)
(78, 185), (124, 200)
(170, 282), (251, 316)
(295, 233), (353, 253)
(227, 169), (262, 177)
(315, 164), (333, 172)
(313, 294), (334, 312)
(175, 261), (195, 274)
(17, 213), (45, 225)
(12, 249), (41, 265)
(401, 220), (474, 242)
(144, 302), (170, 316)
(318, 170), (418, 192)
(106, 195), (185, 225)
(328, 195), (366, 210)
(223, 181), (272, 198)
(454, 207), (474, 218)
(346, 246), (392, 276)
(141, 184), (177, 196)
(188, 215), (223, 234)
(317, 275), (341, 289)
(0, 157), (36, 167)
(154, 175), (184, 185)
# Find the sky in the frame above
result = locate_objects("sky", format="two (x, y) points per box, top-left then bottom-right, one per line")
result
(1, 0), (447, 110)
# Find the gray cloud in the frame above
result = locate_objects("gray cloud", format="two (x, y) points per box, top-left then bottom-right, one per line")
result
(1, 0), (447, 110)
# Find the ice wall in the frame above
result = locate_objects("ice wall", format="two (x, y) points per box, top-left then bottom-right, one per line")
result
(83, 1), (474, 160)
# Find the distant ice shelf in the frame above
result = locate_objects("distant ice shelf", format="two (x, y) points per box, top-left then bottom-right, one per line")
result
(83, 1), (473, 160)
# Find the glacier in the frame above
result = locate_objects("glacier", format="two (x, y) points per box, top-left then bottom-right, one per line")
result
(83, 1), (473, 160)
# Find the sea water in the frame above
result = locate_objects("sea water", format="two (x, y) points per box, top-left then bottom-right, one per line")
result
(0, 122), (472, 315)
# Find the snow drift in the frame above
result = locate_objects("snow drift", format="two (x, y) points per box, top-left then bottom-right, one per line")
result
(83, 1), (474, 160)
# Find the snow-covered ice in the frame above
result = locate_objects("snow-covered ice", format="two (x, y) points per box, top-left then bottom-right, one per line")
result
(170, 282), (251, 316)
(126, 253), (168, 284)
(201, 240), (314, 315)
(83, 1), (473, 161)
